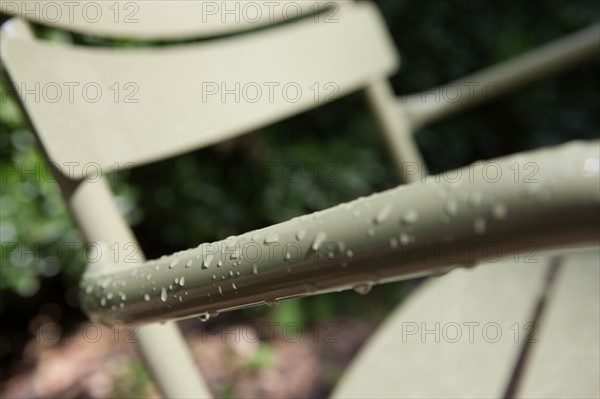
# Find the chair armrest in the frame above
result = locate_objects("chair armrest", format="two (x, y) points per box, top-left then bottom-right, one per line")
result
(81, 140), (599, 325)
(400, 23), (600, 130)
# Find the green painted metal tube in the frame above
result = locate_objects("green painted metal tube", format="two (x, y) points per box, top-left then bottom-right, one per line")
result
(81, 140), (599, 325)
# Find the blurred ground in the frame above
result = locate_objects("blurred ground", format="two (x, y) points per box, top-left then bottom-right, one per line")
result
(1, 314), (378, 398)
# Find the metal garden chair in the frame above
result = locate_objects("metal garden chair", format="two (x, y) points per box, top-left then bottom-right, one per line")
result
(1, 1), (598, 397)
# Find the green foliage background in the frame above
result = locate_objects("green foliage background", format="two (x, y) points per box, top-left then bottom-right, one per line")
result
(1, 0), (599, 383)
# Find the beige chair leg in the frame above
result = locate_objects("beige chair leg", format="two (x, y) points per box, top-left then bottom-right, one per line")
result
(67, 177), (212, 398)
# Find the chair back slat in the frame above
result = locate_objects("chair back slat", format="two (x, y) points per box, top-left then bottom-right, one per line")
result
(0, 0), (342, 39)
(1, 2), (398, 178)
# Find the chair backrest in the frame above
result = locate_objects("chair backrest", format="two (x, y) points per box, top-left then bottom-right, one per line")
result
(0, 0), (339, 39)
(0, 4), (396, 397)
(1, 1), (398, 179)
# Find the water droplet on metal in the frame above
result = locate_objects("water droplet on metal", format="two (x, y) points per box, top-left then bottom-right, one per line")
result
(100, 297), (107, 306)
(474, 217), (487, 234)
(232, 283), (237, 290)
(202, 254), (213, 269)
(264, 233), (279, 244)
(144, 294), (151, 301)
(169, 259), (179, 269)
(492, 203), (507, 220)
(374, 204), (393, 224)
(179, 276), (185, 287)
(445, 200), (458, 216)
(106, 292), (113, 300)
(252, 264), (258, 274)
(469, 192), (483, 207)
(198, 313), (210, 322)
(265, 299), (279, 308)
(353, 283), (372, 295)
(160, 287), (168, 302)
(296, 229), (307, 241)
(218, 285), (223, 295)
(185, 259), (193, 268)
(400, 233), (413, 245)
(402, 210), (419, 224)
(346, 249), (354, 258)
(312, 232), (327, 251)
